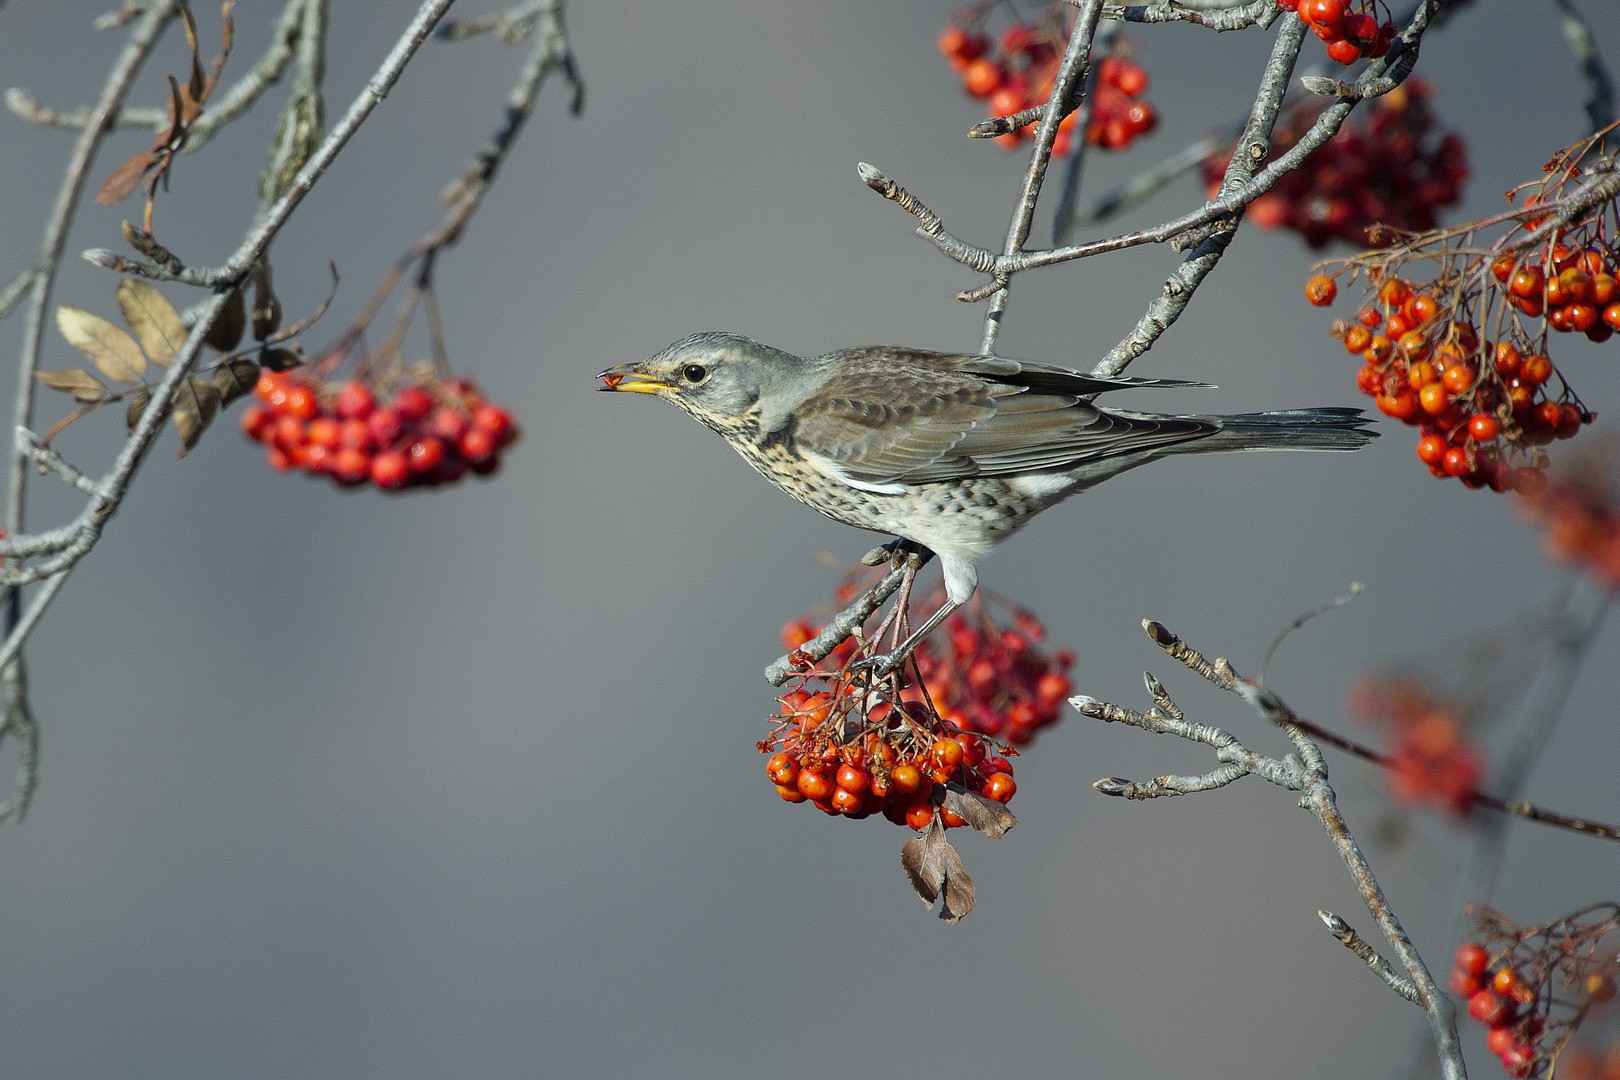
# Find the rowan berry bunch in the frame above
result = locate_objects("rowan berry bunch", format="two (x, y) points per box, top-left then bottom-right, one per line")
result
(937, 5), (1157, 154)
(1347, 675), (1485, 818)
(239, 364), (518, 491)
(1277, 0), (1397, 67)
(1302, 134), (1620, 492)
(1449, 903), (1620, 1077)
(1513, 444), (1620, 588)
(766, 571), (1073, 834)
(1204, 79), (1467, 248)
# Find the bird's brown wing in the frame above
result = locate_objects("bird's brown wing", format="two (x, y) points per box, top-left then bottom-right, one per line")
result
(789, 351), (1217, 485)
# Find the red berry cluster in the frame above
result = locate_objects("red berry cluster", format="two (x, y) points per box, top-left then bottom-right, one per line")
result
(1450, 935), (1617, 1078)
(767, 581), (1073, 828)
(1491, 243), (1620, 340)
(239, 367), (518, 491)
(1205, 79), (1467, 248)
(913, 607), (1073, 748)
(1514, 449), (1620, 588)
(1309, 272), (1589, 492)
(1277, 0), (1397, 66)
(1347, 676), (1484, 818)
(937, 14), (1157, 153)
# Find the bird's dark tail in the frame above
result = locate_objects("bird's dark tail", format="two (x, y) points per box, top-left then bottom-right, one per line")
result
(1189, 408), (1378, 453)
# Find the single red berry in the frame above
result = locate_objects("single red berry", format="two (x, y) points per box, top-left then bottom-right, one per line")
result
(1440, 365), (1473, 395)
(1449, 967), (1482, 997)
(331, 447), (372, 485)
(1442, 446), (1472, 478)
(459, 427), (497, 464)
(1326, 38), (1361, 64)
(776, 784), (806, 804)
(407, 436), (445, 474)
(339, 419), (374, 451)
(393, 384), (434, 422)
(984, 772), (1017, 803)
(265, 445), (293, 472)
(240, 404), (273, 442)
(367, 407), (404, 448)
(890, 763), (923, 795)
(306, 416), (341, 449)
(282, 384), (317, 420)
(1486, 1026), (1516, 1057)
(830, 787), (862, 814)
(905, 802), (935, 830)
(1492, 968), (1521, 996)
(1467, 414), (1500, 442)
(962, 58), (1001, 98)
(1305, 274), (1338, 306)
(1468, 989), (1516, 1027)
(835, 763), (870, 794)
(1521, 354), (1553, 385)
(796, 765), (833, 802)
(370, 449), (410, 489)
(1416, 434), (1447, 466)
(427, 406), (470, 443)
(766, 753), (798, 787)
(937, 26), (969, 58)
(953, 733), (986, 768)
(1500, 1043), (1535, 1079)
(472, 403), (516, 445)
(1418, 383), (1451, 416)
(335, 381), (375, 421)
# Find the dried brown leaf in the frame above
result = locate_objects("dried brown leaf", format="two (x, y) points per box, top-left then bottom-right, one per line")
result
(126, 390), (151, 432)
(251, 263), (280, 341)
(35, 368), (108, 403)
(55, 305), (145, 383)
(116, 278), (185, 366)
(900, 818), (976, 922)
(260, 347), (302, 372)
(205, 289), (245, 353)
(96, 147), (159, 206)
(210, 358), (259, 406)
(172, 377), (220, 453)
(943, 785), (1017, 839)
(181, 5), (206, 104)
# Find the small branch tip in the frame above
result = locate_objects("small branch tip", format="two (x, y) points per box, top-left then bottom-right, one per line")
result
(1070, 695), (1104, 717)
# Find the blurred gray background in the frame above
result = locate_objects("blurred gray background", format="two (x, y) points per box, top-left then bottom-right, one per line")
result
(1, 1), (1617, 1077)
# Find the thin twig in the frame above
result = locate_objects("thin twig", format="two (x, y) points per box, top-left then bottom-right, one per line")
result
(1320, 909), (1423, 1002)
(3, 89), (167, 132)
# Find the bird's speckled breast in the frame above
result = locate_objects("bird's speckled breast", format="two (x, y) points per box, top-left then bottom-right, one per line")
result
(712, 412), (1044, 555)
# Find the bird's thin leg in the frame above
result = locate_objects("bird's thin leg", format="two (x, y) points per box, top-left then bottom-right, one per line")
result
(890, 560), (920, 652)
(866, 598), (959, 679)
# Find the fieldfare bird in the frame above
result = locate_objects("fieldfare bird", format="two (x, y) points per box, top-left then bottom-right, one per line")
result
(600, 332), (1375, 656)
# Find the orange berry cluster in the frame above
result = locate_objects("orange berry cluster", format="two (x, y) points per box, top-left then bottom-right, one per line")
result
(1308, 272), (1589, 492)
(240, 367), (518, 490)
(937, 15), (1157, 154)
(1451, 940), (1617, 1078)
(913, 609), (1073, 747)
(1514, 451), (1620, 588)
(1206, 79), (1466, 248)
(764, 691), (1018, 830)
(1277, 0), (1396, 66)
(1558, 1041), (1620, 1080)
(1348, 676), (1483, 818)
(1491, 243), (1620, 341)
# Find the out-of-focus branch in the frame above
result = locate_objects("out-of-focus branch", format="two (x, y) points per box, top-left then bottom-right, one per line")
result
(3, 89), (167, 132)
(0, 269), (36, 320)
(1078, 619), (1466, 1080)
(1448, 579), (1612, 945)
(1057, 120), (1244, 239)
(1552, 0), (1616, 136)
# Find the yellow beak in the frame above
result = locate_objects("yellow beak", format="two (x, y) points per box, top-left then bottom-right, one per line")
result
(597, 364), (671, 394)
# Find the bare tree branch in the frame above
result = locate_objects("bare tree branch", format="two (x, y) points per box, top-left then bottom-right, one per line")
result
(3, 88), (167, 132)
(1320, 909), (1423, 1003)
(1080, 618), (1467, 1080)
(1101, 1), (1280, 31)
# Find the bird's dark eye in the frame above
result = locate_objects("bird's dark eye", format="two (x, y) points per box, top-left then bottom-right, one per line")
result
(682, 364), (709, 383)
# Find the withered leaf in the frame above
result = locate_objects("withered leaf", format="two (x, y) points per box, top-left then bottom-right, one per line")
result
(171, 377), (220, 453)
(210, 358), (259, 406)
(205, 289), (245, 352)
(126, 390), (151, 432)
(55, 306), (145, 383)
(116, 278), (186, 366)
(943, 784), (1017, 839)
(900, 817), (976, 922)
(36, 368), (108, 403)
(260, 347), (302, 372)
(251, 263), (281, 341)
(96, 146), (159, 206)
(181, 5), (206, 105)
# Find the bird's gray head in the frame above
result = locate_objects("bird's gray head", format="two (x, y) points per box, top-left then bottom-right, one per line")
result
(598, 333), (816, 432)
